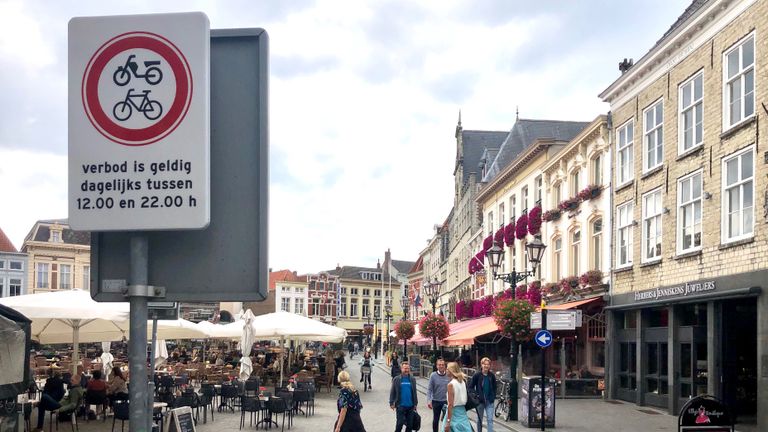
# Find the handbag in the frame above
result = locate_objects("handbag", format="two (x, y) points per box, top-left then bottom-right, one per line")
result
(410, 410), (422, 431)
(465, 380), (481, 412)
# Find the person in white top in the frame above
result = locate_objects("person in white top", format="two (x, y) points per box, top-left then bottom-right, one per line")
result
(440, 362), (472, 432)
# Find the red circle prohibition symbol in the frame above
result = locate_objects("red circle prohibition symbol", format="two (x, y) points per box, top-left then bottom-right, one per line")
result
(82, 32), (193, 146)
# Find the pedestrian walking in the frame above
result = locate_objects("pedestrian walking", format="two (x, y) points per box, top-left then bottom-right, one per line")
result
(391, 351), (401, 377)
(440, 362), (472, 432)
(390, 362), (418, 432)
(334, 370), (367, 432)
(470, 357), (497, 432)
(359, 348), (373, 390)
(427, 358), (451, 432)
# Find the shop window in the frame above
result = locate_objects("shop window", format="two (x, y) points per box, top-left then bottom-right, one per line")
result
(678, 304), (708, 327)
(645, 342), (668, 395)
(618, 310), (637, 329)
(592, 342), (605, 368)
(646, 308), (669, 328)
(619, 342), (637, 390)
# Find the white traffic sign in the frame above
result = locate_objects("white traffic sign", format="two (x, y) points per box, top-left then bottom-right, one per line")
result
(531, 310), (578, 330)
(68, 13), (210, 231)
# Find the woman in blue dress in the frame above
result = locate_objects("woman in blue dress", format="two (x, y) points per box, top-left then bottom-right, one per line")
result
(441, 362), (473, 432)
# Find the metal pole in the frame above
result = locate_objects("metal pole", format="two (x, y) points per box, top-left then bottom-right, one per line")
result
(541, 308), (547, 431)
(129, 234), (150, 432)
(148, 317), (158, 432)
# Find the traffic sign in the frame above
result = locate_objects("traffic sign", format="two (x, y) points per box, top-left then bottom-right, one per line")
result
(531, 310), (578, 330)
(68, 12), (210, 231)
(535, 330), (553, 348)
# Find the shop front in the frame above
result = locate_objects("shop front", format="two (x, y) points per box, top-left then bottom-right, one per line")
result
(606, 270), (766, 424)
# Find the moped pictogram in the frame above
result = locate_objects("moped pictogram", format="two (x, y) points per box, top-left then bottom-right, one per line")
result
(112, 54), (163, 86)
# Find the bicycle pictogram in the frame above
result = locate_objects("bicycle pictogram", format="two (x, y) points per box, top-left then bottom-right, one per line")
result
(113, 54), (163, 86)
(112, 89), (163, 121)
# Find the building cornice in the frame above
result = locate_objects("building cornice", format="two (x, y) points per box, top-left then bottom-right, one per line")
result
(541, 115), (608, 177)
(599, 0), (755, 107)
(476, 138), (557, 203)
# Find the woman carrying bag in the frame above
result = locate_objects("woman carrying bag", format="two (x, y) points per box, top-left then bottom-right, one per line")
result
(440, 362), (472, 432)
(334, 370), (366, 432)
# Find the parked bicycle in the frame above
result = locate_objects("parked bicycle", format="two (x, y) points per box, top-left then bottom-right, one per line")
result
(113, 89), (163, 121)
(495, 374), (511, 419)
(113, 54), (163, 86)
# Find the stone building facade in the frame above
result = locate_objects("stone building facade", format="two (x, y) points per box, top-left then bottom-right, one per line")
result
(599, 0), (767, 426)
(21, 219), (90, 294)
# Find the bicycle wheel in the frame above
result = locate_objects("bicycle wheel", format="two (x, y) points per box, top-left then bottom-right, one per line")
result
(145, 67), (163, 85)
(494, 399), (506, 418)
(143, 100), (163, 120)
(113, 68), (130, 86)
(113, 101), (132, 121)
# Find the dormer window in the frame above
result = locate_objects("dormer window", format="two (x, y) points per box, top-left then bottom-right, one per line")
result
(50, 230), (62, 243)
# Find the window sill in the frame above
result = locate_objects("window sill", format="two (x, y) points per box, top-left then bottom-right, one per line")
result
(720, 116), (756, 140)
(639, 259), (662, 268)
(614, 265), (634, 274)
(673, 249), (702, 260)
(640, 165), (664, 180)
(676, 145), (704, 162)
(718, 237), (754, 250)
(615, 181), (634, 193)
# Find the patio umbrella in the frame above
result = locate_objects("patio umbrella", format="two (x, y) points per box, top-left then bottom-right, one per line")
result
(249, 311), (347, 342)
(0, 290), (129, 375)
(154, 339), (169, 368)
(239, 310), (256, 381)
(100, 342), (114, 380)
(145, 319), (208, 340)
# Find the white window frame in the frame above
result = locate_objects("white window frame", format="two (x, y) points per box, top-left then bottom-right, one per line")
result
(616, 120), (634, 186)
(592, 154), (603, 186)
(723, 33), (755, 130)
(616, 201), (634, 268)
(510, 195), (516, 222)
(677, 170), (703, 254)
(591, 218), (603, 271)
(552, 183), (562, 208)
(280, 297), (291, 312)
(642, 188), (663, 263)
(522, 186), (529, 212)
(9, 278), (22, 296)
(570, 169), (581, 197)
(488, 211), (494, 235)
(10, 261), (22, 271)
(721, 145), (755, 243)
(534, 176), (543, 205)
(678, 71), (704, 154)
(295, 298), (305, 315)
(82, 265), (90, 290)
(571, 228), (581, 275)
(552, 236), (562, 281)
(59, 264), (72, 290)
(498, 203), (505, 227)
(643, 99), (664, 172)
(36, 263), (49, 289)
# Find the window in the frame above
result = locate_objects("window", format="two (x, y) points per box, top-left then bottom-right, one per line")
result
(0, 279), (3, 297)
(36, 263), (49, 289)
(281, 297), (290, 312)
(678, 171), (703, 253)
(281, 286), (291, 293)
(362, 301), (370, 317)
(552, 237), (562, 281)
(510, 195), (516, 222)
(295, 287), (305, 293)
(9, 279), (21, 297)
(618, 342), (637, 390)
(722, 146), (754, 242)
(295, 298), (305, 315)
(642, 189), (663, 262)
(570, 169), (581, 196)
(59, 264), (72, 290)
(337, 298), (345, 317)
(10, 261), (21, 270)
(350, 299), (358, 317)
(51, 230), (61, 243)
(571, 229), (581, 274)
(645, 342), (669, 395)
(498, 203), (505, 227)
(534, 176), (543, 205)
(679, 72), (703, 153)
(617, 202), (634, 267)
(350, 288), (358, 296)
(552, 183), (561, 208)
(617, 120), (634, 185)
(82, 265), (90, 290)
(386, 290), (392, 298)
(374, 303), (381, 318)
(591, 218), (603, 271)
(522, 186), (529, 211)
(724, 34), (755, 128)
(0, 261), (4, 269)
(374, 289), (381, 297)
(643, 100), (664, 172)
(488, 212), (494, 235)
(592, 154), (603, 185)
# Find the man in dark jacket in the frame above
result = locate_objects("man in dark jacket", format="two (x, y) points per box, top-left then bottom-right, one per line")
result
(389, 362), (418, 432)
(470, 357), (497, 432)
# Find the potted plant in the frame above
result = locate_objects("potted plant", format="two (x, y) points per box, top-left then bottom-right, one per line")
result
(578, 184), (603, 201)
(494, 227), (505, 246)
(560, 276), (580, 294)
(493, 298), (536, 341)
(394, 320), (415, 350)
(558, 197), (581, 212)
(542, 209), (562, 222)
(419, 313), (450, 346)
(579, 270), (603, 287)
(526, 281), (542, 306)
(504, 222), (516, 246)
(515, 213), (529, 240)
(527, 206), (542, 235)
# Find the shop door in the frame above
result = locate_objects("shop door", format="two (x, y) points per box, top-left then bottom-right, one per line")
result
(722, 299), (757, 419)
(677, 326), (707, 409)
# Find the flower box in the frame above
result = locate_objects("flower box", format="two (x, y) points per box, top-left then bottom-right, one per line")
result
(559, 276), (580, 294)
(578, 184), (602, 201)
(558, 197), (581, 212)
(542, 209), (561, 222)
(579, 270), (603, 287)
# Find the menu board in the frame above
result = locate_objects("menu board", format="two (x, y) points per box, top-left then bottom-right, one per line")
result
(168, 406), (195, 432)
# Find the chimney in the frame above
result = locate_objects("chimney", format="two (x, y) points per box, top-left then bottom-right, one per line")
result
(336, 263), (341, 271)
(377, 259), (381, 270)
(385, 248), (391, 268)
(618, 58), (634, 74)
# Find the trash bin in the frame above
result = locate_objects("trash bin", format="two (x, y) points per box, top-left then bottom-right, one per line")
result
(520, 376), (556, 428)
(0, 304), (32, 432)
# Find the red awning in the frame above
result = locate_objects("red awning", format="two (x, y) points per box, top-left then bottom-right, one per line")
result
(545, 297), (602, 310)
(442, 317), (498, 346)
(407, 317), (493, 346)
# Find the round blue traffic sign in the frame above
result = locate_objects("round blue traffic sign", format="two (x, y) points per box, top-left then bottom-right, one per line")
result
(535, 330), (553, 348)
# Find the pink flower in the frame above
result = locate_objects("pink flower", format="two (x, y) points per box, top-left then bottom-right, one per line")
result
(515, 214), (528, 240)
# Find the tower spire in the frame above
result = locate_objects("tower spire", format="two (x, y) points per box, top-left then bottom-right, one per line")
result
(515, 106), (519, 121)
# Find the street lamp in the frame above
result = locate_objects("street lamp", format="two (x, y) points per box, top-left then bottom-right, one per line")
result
(365, 314), (372, 347)
(373, 309), (380, 359)
(399, 295), (410, 356)
(422, 277), (443, 351)
(486, 232), (547, 422)
(384, 302), (393, 353)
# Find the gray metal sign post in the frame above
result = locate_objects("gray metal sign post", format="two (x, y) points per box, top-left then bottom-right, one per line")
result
(540, 308), (547, 432)
(129, 235), (150, 432)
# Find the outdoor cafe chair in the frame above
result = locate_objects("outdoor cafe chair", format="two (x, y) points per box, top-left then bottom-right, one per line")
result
(111, 400), (129, 432)
(83, 390), (108, 422)
(239, 396), (261, 429)
(276, 391), (294, 428)
(267, 397), (289, 432)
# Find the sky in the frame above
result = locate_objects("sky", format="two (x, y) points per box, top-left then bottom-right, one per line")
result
(0, 0), (692, 274)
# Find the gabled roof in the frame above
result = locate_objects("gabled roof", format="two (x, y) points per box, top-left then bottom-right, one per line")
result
(391, 259), (416, 274)
(483, 119), (590, 182)
(0, 228), (17, 253)
(458, 130), (509, 180)
(408, 256), (424, 274)
(327, 265), (383, 281)
(269, 269), (303, 291)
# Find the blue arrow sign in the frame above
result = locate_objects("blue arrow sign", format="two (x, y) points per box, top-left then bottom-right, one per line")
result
(535, 330), (553, 348)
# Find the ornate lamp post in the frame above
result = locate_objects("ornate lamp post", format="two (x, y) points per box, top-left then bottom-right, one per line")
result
(373, 309), (381, 359)
(486, 235), (546, 421)
(366, 313), (372, 347)
(384, 302), (393, 353)
(399, 295), (410, 355)
(422, 277), (443, 351)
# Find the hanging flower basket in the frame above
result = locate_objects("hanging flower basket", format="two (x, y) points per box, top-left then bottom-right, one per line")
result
(515, 214), (528, 240)
(527, 206), (542, 235)
(504, 222), (515, 246)
(526, 281), (542, 306)
(483, 235), (493, 252)
(363, 326), (374, 336)
(515, 284), (527, 299)
(578, 184), (603, 201)
(560, 276), (580, 294)
(542, 209), (562, 222)
(579, 270), (603, 287)
(493, 298), (536, 341)
(558, 197), (581, 212)
(394, 320), (415, 341)
(419, 313), (450, 341)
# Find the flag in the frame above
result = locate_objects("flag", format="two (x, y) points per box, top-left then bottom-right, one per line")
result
(415, 293), (422, 308)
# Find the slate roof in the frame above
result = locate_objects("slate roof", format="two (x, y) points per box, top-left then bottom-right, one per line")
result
(654, 0), (709, 51)
(326, 265), (383, 281)
(0, 227), (17, 253)
(459, 130), (509, 182)
(483, 119), (590, 182)
(25, 219), (90, 246)
(391, 259), (416, 275)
